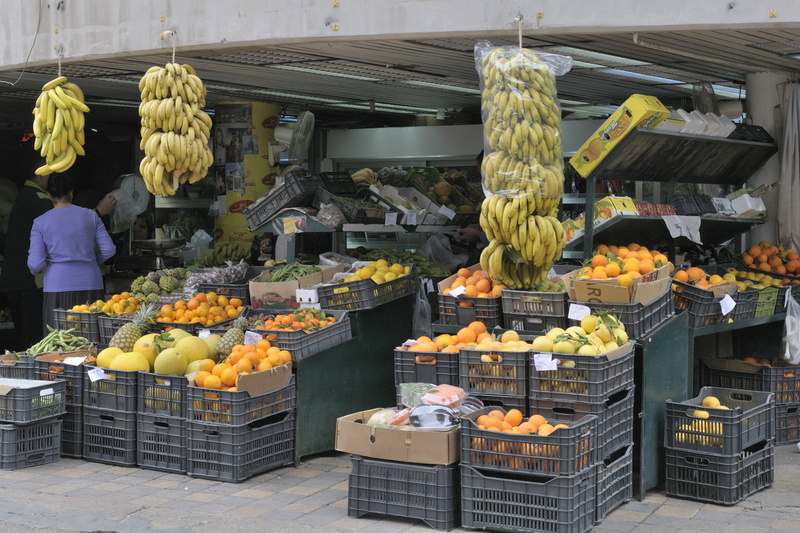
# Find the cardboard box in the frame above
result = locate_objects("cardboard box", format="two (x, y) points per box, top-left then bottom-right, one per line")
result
(570, 94), (670, 177)
(593, 196), (638, 227)
(335, 407), (460, 465)
(729, 194), (766, 218)
(561, 217), (585, 243)
(437, 263), (482, 293)
(236, 362), (292, 397)
(561, 263), (672, 305)
(249, 264), (344, 309)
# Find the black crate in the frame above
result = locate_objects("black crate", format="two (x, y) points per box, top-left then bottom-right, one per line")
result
(82, 406), (137, 466)
(503, 312), (568, 332)
(530, 388), (634, 460)
(0, 417), (62, 470)
(699, 357), (800, 404)
(670, 194), (716, 215)
(0, 354), (34, 380)
(61, 403), (82, 458)
(248, 310), (352, 360)
(320, 171), (358, 196)
(775, 402), (800, 446)
(188, 375), (295, 426)
(52, 309), (104, 345)
(137, 371), (188, 418)
(313, 187), (400, 224)
(461, 407), (596, 476)
(529, 343), (635, 403)
(731, 288), (758, 321)
(83, 366), (138, 412)
(317, 264), (418, 311)
(437, 294), (502, 328)
(460, 464), (596, 533)
(664, 386), (774, 455)
(242, 171), (324, 231)
(33, 351), (94, 406)
(472, 394), (528, 414)
(0, 378), (66, 424)
(595, 445), (633, 524)
(567, 287), (674, 339)
(733, 261), (800, 311)
(501, 289), (568, 316)
(394, 349), (459, 388)
(665, 440), (774, 505)
(460, 349), (528, 398)
(97, 314), (134, 346)
(136, 413), (187, 474)
(147, 320), (204, 335)
(348, 455), (459, 531)
(672, 278), (734, 328)
(187, 410), (295, 483)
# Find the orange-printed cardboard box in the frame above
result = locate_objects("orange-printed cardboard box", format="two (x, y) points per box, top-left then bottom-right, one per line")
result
(562, 217), (586, 243)
(570, 94), (670, 177)
(561, 262), (673, 305)
(592, 196), (639, 228)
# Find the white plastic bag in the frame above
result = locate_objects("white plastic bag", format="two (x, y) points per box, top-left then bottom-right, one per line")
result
(417, 234), (468, 271)
(782, 293), (800, 365)
(412, 282), (432, 340)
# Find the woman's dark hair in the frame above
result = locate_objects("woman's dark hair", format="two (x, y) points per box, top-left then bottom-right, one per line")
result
(46, 172), (74, 200)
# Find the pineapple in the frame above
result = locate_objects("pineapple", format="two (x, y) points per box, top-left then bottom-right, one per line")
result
(108, 303), (156, 352)
(216, 316), (247, 359)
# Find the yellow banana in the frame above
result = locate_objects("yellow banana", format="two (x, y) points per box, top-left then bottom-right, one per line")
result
(42, 76), (67, 91)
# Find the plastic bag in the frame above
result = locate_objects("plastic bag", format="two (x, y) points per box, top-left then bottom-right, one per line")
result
(366, 408), (398, 426)
(417, 234), (468, 271)
(190, 229), (213, 249)
(409, 405), (459, 429)
(317, 203), (346, 229)
(421, 384), (466, 409)
(783, 293), (800, 364)
(412, 282), (432, 340)
(318, 252), (357, 267)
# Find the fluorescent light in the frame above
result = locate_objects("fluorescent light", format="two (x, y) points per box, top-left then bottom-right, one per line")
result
(545, 46), (648, 67)
(600, 69), (681, 84)
(404, 80), (480, 94)
(271, 64), (381, 81)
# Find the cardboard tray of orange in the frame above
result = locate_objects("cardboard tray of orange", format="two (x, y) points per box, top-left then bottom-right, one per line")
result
(562, 262), (673, 305)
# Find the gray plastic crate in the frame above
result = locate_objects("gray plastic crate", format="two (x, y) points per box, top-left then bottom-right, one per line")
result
(701, 357), (800, 404)
(83, 366), (138, 412)
(348, 455), (459, 531)
(97, 314), (134, 346)
(249, 310), (352, 360)
(595, 445), (633, 524)
(530, 387), (634, 459)
(664, 386), (774, 455)
(665, 440), (774, 505)
(775, 402), (800, 446)
(459, 349), (528, 398)
(0, 354), (34, 380)
(82, 406), (137, 466)
(0, 417), (62, 470)
(136, 413), (187, 474)
(461, 407), (597, 476)
(0, 378), (66, 424)
(187, 410), (295, 483)
(137, 371), (189, 418)
(501, 289), (568, 316)
(52, 309), (104, 345)
(529, 343), (635, 403)
(474, 394), (527, 414)
(394, 349), (459, 388)
(317, 265), (417, 311)
(187, 375), (295, 426)
(33, 353), (90, 406)
(60, 403), (82, 458)
(437, 294), (502, 328)
(567, 288), (674, 339)
(460, 464), (596, 533)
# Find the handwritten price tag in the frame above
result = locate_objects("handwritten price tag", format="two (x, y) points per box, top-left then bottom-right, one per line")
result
(406, 211), (417, 225)
(438, 205), (456, 220)
(568, 303), (591, 321)
(86, 367), (107, 382)
(384, 212), (398, 225)
(720, 294), (736, 316)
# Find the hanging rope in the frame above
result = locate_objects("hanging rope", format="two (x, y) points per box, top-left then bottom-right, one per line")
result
(160, 30), (177, 63)
(515, 13), (523, 49)
(55, 0), (66, 76)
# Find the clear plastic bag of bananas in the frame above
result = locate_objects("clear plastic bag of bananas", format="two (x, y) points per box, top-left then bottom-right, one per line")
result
(137, 63), (214, 197)
(32, 76), (89, 175)
(473, 40), (573, 290)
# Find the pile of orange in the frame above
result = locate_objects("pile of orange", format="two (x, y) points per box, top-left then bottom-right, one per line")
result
(194, 339), (292, 391)
(475, 409), (567, 436)
(741, 241), (800, 275)
(441, 268), (505, 298)
(579, 243), (671, 286)
(70, 292), (141, 316)
(402, 322), (528, 362)
(154, 292), (244, 327)
(671, 266), (726, 289)
(253, 308), (336, 333)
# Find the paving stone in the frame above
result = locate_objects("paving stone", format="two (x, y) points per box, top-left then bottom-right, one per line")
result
(654, 505), (699, 519)
(592, 518), (638, 532)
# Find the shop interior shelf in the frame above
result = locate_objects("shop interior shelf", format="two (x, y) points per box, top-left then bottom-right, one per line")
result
(689, 311), (786, 337)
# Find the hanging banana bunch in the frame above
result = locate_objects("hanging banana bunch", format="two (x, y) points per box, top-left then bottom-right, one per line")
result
(32, 76), (89, 175)
(474, 42), (572, 289)
(137, 63), (214, 196)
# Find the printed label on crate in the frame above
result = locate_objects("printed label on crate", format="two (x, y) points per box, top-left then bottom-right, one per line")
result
(198, 329), (211, 339)
(449, 286), (466, 297)
(402, 338), (420, 347)
(244, 330), (262, 345)
(568, 303), (591, 321)
(406, 211), (417, 225)
(533, 352), (559, 371)
(438, 205), (456, 220)
(86, 367), (107, 382)
(62, 356), (89, 366)
(384, 212), (398, 225)
(720, 294), (736, 316)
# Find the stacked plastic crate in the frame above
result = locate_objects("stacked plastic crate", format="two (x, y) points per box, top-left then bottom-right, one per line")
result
(664, 387), (775, 505)
(33, 350), (93, 458)
(528, 343), (636, 524)
(185, 374), (296, 482)
(81, 364), (139, 465)
(0, 377), (66, 469)
(701, 357), (800, 446)
(460, 406), (597, 532)
(136, 371), (190, 473)
(458, 345), (529, 413)
(501, 289), (569, 332)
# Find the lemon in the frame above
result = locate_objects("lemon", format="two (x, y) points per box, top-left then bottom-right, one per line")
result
(383, 272), (397, 282)
(580, 315), (598, 334)
(390, 263), (404, 275)
(370, 273), (385, 284)
(553, 340), (575, 354)
(359, 266), (375, 279)
(578, 344), (600, 355)
(692, 409), (710, 419)
(701, 396), (721, 408)
(530, 336), (553, 352)
(545, 327), (566, 341)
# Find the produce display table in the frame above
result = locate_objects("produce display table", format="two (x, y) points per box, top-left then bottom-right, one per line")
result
(294, 295), (414, 459)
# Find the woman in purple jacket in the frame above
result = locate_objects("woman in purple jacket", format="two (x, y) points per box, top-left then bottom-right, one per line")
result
(28, 172), (117, 334)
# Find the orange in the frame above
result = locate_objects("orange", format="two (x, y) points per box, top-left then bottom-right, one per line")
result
(591, 254), (608, 268)
(435, 334), (455, 350)
(476, 332), (492, 344)
(468, 321), (487, 336)
(491, 284), (505, 297)
(505, 408), (523, 427)
(637, 251), (653, 262)
(638, 260), (655, 274)
(441, 345), (459, 354)
(537, 423), (555, 436)
(457, 268), (471, 279)
(594, 244), (610, 255)
(203, 375), (222, 390)
(673, 270), (689, 283)
(219, 367), (238, 387)
(476, 415), (493, 428)
(186, 298), (199, 311)
(235, 358), (253, 373)
(257, 359), (274, 371)
(616, 246), (629, 259)
(617, 274), (635, 288)
(465, 275), (480, 286)
(464, 285), (479, 297)
(456, 328), (477, 344)
(625, 250), (639, 260)
(591, 267), (608, 279)
(686, 267), (706, 282)
(627, 242), (640, 251)
(758, 262), (772, 272)
(653, 253), (669, 267)
(212, 363), (232, 378)
(278, 350), (291, 364)
(528, 414), (546, 430)
(451, 277), (467, 289)
(741, 253), (754, 265)
(409, 341), (438, 352)
(416, 336), (433, 343)
(217, 295), (229, 307)
(488, 409), (505, 420)
(475, 279), (492, 294)
(194, 371), (211, 388)
(604, 262), (621, 278)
